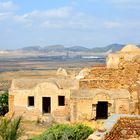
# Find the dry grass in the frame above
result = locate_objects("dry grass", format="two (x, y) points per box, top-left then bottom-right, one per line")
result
(20, 121), (48, 140)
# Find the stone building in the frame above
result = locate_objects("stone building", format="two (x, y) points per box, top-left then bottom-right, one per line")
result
(9, 78), (78, 121)
(8, 44), (140, 122)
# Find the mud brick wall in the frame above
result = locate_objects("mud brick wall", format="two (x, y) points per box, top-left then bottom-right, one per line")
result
(104, 117), (140, 140)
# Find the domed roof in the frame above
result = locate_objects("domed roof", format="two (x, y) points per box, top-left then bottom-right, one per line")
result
(120, 44), (140, 52)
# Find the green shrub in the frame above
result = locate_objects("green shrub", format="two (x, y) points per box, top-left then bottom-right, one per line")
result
(0, 116), (23, 140)
(31, 123), (93, 140)
(0, 91), (8, 116)
(73, 124), (93, 140)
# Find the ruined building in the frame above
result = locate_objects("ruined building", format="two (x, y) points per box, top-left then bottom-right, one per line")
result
(8, 44), (140, 122)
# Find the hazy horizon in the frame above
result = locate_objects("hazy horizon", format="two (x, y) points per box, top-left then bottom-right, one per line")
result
(0, 0), (140, 49)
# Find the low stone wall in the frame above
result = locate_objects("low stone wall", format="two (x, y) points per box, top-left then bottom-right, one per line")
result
(0, 80), (11, 91)
(104, 117), (140, 140)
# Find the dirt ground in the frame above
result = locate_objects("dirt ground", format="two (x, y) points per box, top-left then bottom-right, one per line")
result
(0, 68), (80, 81)
(19, 121), (48, 140)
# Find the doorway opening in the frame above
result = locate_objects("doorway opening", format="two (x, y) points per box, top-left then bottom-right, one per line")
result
(96, 101), (108, 119)
(42, 97), (51, 113)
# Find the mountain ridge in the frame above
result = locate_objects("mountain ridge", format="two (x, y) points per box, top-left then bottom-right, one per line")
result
(1, 43), (140, 53)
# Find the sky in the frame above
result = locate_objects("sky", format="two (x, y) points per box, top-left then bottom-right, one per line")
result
(0, 0), (140, 49)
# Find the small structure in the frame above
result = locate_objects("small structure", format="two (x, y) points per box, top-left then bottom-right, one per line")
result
(107, 44), (140, 69)
(9, 78), (78, 121)
(8, 44), (140, 122)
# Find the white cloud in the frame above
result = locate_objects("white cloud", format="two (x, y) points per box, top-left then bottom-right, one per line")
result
(125, 21), (140, 29)
(11, 7), (73, 27)
(0, 1), (140, 32)
(108, 0), (140, 4)
(106, 0), (140, 9)
(13, 15), (32, 27)
(0, 12), (8, 20)
(0, 11), (14, 21)
(84, 0), (140, 9)
(104, 20), (140, 30)
(22, 7), (72, 20)
(104, 21), (122, 29)
(40, 14), (96, 30)
(0, 1), (19, 22)
(0, 1), (19, 12)
(41, 20), (63, 29)
(11, 6), (92, 29)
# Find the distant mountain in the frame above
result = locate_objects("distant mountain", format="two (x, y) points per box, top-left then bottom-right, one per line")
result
(137, 44), (140, 48)
(66, 46), (89, 52)
(103, 44), (124, 52)
(91, 44), (124, 53)
(4, 43), (140, 53)
(17, 46), (41, 52)
(44, 45), (65, 51)
(66, 44), (126, 53)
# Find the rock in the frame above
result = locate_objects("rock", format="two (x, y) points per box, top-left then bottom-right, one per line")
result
(87, 134), (102, 140)
(57, 68), (68, 76)
(120, 129), (127, 135)
(128, 138), (140, 140)
(98, 126), (106, 132)
(76, 68), (90, 80)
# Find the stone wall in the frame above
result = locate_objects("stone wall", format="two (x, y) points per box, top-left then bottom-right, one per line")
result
(70, 88), (133, 122)
(0, 80), (11, 91)
(80, 62), (140, 91)
(104, 117), (140, 140)
(70, 99), (93, 122)
(79, 61), (140, 115)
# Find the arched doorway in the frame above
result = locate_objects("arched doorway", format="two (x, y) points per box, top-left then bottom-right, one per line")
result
(92, 93), (111, 120)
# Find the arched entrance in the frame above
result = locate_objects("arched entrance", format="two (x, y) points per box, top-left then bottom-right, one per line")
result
(92, 93), (111, 120)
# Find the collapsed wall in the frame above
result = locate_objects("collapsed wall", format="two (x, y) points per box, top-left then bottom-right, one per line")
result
(80, 61), (140, 90)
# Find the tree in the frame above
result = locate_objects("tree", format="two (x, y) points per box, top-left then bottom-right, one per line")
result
(0, 91), (8, 116)
(0, 116), (23, 140)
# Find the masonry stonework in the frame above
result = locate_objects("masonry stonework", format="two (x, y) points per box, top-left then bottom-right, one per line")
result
(104, 117), (140, 140)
